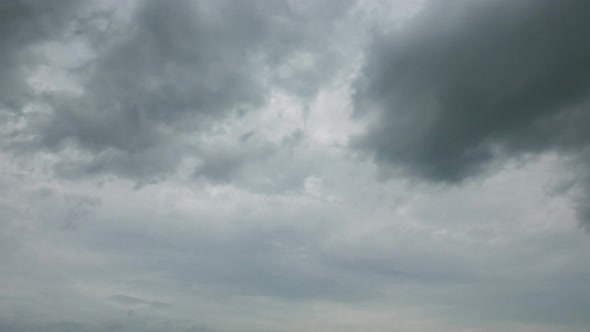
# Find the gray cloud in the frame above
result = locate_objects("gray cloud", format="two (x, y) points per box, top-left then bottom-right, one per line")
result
(38, 0), (268, 151)
(193, 136), (276, 184)
(0, 319), (218, 332)
(109, 294), (171, 309)
(0, 0), (79, 111)
(2, 150), (590, 331)
(3, 0), (354, 183)
(109, 294), (150, 306)
(3, 1), (590, 332)
(353, 0), (590, 189)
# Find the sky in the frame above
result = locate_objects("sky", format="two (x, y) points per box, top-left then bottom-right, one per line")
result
(1, 0), (590, 331)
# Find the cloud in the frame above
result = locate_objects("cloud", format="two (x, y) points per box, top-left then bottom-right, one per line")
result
(0, 0), (80, 111)
(0, 319), (217, 332)
(193, 135), (276, 184)
(109, 294), (171, 309)
(3, 1), (590, 332)
(353, 0), (590, 179)
(2, 142), (590, 331)
(109, 294), (150, 306)
(353, 0), (590, 225)
(3, 0), (354, 183)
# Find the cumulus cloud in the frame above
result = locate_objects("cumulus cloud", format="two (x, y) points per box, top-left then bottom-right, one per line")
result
(353, 0), (590, 224)
(354, 3), (587, 168)
(3, 0), (354, 183)
(0, 0), (80, 111)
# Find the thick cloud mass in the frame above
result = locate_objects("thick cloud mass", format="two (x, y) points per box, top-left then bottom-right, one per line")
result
(0, 0), (78, 110)
(3, 0), (351, 182)
(3, 1), (590, 332)
(354, 0), (590, 183)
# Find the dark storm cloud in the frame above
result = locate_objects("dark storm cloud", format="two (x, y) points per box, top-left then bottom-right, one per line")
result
(4, 0), (353, 181)
(0, 0), (78, 111)
(38, 0), (268, 152)
(353, 0), (590, 183)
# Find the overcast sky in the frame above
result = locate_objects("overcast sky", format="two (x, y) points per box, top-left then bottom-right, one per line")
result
(2, 0), (590, 331)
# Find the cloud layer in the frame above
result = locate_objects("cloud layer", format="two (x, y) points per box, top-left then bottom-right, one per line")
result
(2, 1), (590, 332)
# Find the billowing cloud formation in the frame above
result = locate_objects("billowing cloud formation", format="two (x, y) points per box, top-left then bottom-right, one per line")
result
(0, 0), (78, 110)
(354, 0), (590, 191)
(3, 0), (352, 182)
